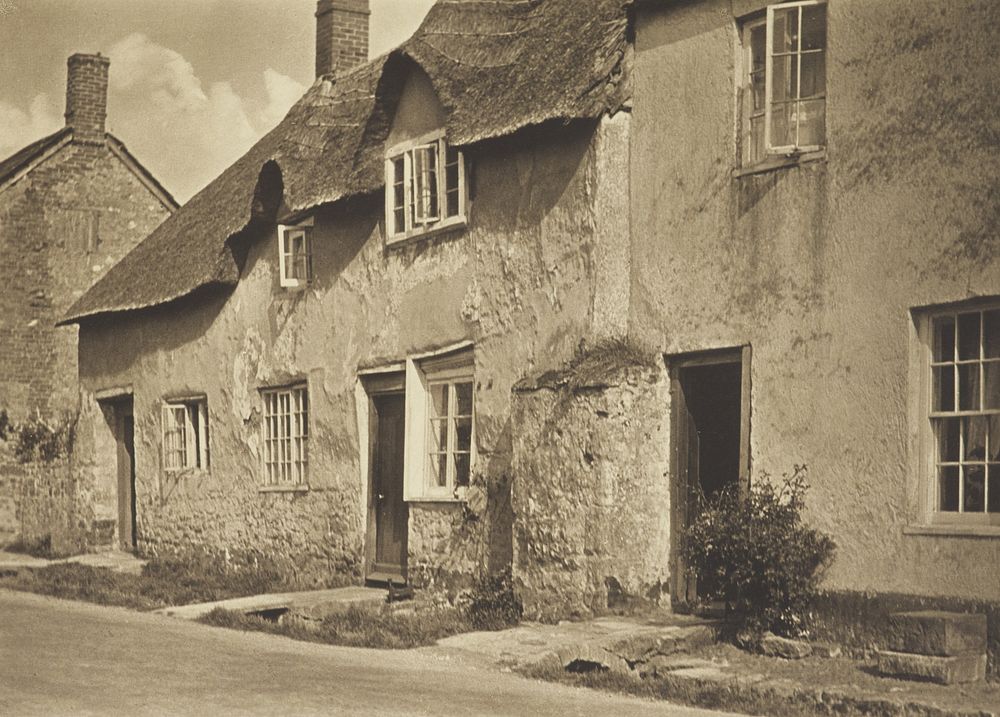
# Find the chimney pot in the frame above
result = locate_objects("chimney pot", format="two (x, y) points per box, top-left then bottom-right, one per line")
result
(315, 0), (370, 79)
(65, 53), (110, 143)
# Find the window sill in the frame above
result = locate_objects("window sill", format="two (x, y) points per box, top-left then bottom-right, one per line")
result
(734, 149), (826, 178)
(258, 484), (310, 494)
(386, 217), (467, 249)
(903, 523), (1000, 539)
(406, 493), (467, 504)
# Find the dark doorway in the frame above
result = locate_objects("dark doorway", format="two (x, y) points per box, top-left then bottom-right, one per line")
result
(113, 398), (137, 551)
(370, 392), (408, 583)
(671, 348), (750, 602)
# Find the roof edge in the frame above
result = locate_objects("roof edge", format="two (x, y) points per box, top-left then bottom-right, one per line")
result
(106, 134), (180, 212)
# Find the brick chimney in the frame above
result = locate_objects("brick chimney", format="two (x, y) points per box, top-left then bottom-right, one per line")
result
(65, 53), (110, 143)
(315, 0), (370, 79)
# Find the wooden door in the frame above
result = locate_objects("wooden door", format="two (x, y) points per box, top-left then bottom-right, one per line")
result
(372, 392), (407, 581)
(116, 399), (136, 551)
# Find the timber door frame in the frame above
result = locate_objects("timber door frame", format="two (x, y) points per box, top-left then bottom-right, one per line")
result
(99, 394), (137, 552)
(668, 345), (752, 603)
(360, 371), (408, 586)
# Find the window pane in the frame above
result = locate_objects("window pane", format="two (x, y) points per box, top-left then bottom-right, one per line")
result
(394, 208), (405, 232)
(455, 452), (470, 488)
(455, 417), (472, 453)
(964, 464), (986, 512)
(750, 24), (766, 72)
(958, 363), (981, 411)
(933, 316), (956, 363)
(796, 99), (826, 146)
(393, 157), (404, 183)
(428, 452), (447, 487)
(430, 384), (449, 418)
(801, 4), (826, 51)
(933, 365), (955, 412)
(989, 466), (1000, 513)
(771, 7), (798, 55)
(446, 188), (459, 218)
(957, 312), (981, 361)
(965, 416), (989, 461)
(749, 115), (765, 163)
(990, 414), (1000, 462)
(429, 418), (447, 453)
(771, 54), (796, 103)
(985, 361), (1000, 410)
(984, 310), (1000, 358)
(940, 465), (960, 511)
(937, 417), (960, 463)
(770, 101), (794, 147)
(799, 52), (826, 98)
(455, 382), (473, 416)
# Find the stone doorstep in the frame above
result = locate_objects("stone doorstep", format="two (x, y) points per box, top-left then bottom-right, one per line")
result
(887, 611), (988, 657)
(876, 650), (987, 685)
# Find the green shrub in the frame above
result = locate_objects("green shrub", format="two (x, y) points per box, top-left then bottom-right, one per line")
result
(13, 412), (75, 463)
(681, 465), (836, 639)
(464, 568), (523, 630)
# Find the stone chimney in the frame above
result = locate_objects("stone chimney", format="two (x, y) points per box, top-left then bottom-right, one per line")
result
(65, 53), (110, 143)
(315, 0), (370, 79)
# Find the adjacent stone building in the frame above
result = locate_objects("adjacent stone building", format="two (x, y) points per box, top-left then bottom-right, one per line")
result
(0, 54), (176, 546)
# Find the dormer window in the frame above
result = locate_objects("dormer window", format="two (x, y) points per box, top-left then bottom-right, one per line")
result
(278, 217), (314, 288)
(385, 130), (466, 243)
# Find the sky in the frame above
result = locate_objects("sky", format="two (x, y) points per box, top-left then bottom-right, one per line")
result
(0, 0), (436, 202)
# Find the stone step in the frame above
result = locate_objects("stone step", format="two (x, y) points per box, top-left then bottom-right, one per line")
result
(876, 649), (986, 685)
(886, 610), (987, 656)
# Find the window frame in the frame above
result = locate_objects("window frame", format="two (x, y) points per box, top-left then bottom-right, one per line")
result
(384, 130), (467, 245)
(740, 0), (827, 167)
(260, 384), (310, 489)
(161, 397), (209, 473)
(403, 344), (476, 502)
(277, 216), (314, 288)
(423, 368), (475, 498)
(918, 303), (1000, 528)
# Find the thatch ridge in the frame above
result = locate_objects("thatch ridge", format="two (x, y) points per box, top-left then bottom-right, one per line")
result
(64, 0), (631, 324)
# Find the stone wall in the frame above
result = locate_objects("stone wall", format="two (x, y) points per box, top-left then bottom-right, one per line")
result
(511, 358), (671, 621)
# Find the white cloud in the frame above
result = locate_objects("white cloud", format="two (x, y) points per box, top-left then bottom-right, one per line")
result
(258, 68), (305, 131)
(104, 33), (306, 202)
(0, 93), (61, 159)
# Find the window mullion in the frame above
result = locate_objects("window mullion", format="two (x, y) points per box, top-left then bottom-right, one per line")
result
(404, 151), (413, 233)
(447, 381), (457, 490)
(795, 7), (803, 148)
(764, 6), (774, 152)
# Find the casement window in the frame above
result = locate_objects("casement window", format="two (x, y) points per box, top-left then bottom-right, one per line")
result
(262, 385), (309, 486)
(927, 307), (1000, 522)
(162, 399), (209, 472)
(741, 1), (826, 166)
(277, 217), (313, 288)
(385, 131), (466, 242)
(403, 346), (475, 499)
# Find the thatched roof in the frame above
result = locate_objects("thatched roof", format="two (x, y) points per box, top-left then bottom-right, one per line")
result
(64, 0), (631, 324)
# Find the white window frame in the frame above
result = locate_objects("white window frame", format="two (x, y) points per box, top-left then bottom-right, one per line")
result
(261, 384), (309, 488)
(385, 130), (467, 244)
(918, 304), (1000, 527)
(277, 216), (314, 288)
(403, 343), (475, 501)
(742, 0), (827, 165)
(161, 398), (209, 472)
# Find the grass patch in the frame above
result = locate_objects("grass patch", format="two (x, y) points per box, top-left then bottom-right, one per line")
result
(200, 604), (472, 649)
(0, 554), (290, 610)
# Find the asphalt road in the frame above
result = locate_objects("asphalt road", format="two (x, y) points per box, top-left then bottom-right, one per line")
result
(0, 590), (741, 717)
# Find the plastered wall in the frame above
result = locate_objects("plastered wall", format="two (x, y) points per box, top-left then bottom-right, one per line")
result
(76, 114), (631, 586)
(631, 0), (1000, 600)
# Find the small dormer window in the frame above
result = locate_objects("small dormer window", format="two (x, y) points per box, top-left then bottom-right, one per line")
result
(278, 217), (314, 287)
(385, 130), (466, 243)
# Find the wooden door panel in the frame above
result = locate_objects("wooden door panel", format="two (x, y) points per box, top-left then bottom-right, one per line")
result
(373, 393), (407, 578)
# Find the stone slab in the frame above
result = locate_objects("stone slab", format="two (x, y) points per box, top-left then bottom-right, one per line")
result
(759, 633), (812, 660)
(887, 610), (987, 657)
(876, 649), (987, 685)
(155, 586), (386, 620)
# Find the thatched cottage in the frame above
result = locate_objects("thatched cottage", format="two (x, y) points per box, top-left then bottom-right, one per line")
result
(61, 0), (646, 603)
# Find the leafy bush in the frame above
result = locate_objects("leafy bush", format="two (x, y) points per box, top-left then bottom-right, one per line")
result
(0, 409), (10, 441)
(681, 466), (836, 639)
(464, 568), (523, 630)
(13, 412), (75, 463)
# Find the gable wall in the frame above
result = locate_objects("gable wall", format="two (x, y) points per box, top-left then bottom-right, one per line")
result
(631, 0), (1000, 600)
(75, 115), (631, 586)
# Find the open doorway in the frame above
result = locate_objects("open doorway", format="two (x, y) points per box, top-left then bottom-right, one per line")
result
(670, 347), (751, 602)
(100, 396), (136, 551)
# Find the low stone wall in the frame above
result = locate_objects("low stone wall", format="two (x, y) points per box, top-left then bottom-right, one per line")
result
(511, 361), (671, 620)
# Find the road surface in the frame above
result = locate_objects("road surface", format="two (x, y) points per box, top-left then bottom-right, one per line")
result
(0, 590), (741, 716)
